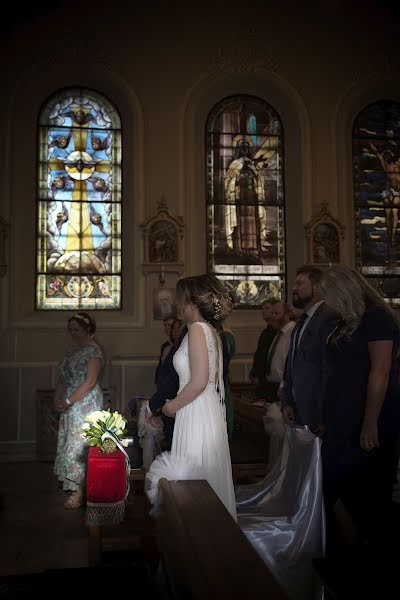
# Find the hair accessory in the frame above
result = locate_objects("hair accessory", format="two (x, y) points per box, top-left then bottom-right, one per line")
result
(212, 296), (222, 320)
(73, 313), (90, 324)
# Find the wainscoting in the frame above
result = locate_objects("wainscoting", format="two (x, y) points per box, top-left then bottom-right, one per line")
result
(0, 355), (253, 460)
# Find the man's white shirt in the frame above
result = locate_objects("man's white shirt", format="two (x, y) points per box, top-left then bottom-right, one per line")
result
(266, 320), (296, 384)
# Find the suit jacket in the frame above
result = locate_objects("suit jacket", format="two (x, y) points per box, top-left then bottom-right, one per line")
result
(149, 334), (182, 450)
(250, 324), (277, 397)
(282, 303), (338, 429)
(155, 340), (172, 384)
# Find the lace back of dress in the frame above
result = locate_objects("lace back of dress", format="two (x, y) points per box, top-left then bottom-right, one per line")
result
(202, 322), (225, 407)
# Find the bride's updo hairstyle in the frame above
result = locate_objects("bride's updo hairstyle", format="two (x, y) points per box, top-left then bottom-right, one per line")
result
(176, 274), (234, 326)
(68, 312), (96, 335)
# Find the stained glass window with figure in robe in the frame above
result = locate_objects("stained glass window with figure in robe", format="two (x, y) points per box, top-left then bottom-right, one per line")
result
(206, 95), (285, 307)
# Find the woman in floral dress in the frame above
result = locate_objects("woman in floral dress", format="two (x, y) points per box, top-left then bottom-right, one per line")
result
(54, 312), (104, 509)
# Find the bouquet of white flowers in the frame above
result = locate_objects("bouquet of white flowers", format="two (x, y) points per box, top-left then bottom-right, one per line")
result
(81, 410), (129, 454)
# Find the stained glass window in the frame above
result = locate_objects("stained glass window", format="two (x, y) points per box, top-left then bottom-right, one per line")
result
(206, 95), (285, 307)
(36, 88), (122, 310)
(353, 100), (400, 304)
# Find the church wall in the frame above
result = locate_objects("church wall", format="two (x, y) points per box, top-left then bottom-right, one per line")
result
(0, 0), (399, 457)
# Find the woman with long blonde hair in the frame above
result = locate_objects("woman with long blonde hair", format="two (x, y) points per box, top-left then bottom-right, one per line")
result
(318, 265), (400, 553)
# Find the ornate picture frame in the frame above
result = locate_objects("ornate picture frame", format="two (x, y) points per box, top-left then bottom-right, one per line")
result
(152, 287), (177, 320)
(305, 205), (345, 265)
(140, 197), (184, 277)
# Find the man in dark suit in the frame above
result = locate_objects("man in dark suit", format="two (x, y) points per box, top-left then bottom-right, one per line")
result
(145, 329), (185, 450)
(249, 299), (279, 398)
(282, 265), (337, 433)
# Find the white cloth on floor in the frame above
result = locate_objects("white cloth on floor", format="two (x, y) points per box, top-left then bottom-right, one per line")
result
(236, 425), (325, 600)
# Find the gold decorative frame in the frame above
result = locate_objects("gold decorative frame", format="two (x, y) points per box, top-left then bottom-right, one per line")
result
(305, 205), (345, 265)
(140, 196), (184, 278)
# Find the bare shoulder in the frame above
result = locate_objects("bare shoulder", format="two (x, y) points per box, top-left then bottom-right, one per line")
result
(188, 322), (210, 344)
(188, 321), (208, 335)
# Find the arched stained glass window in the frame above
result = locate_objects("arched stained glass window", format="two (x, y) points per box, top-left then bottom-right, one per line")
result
(36, 88), (122, 310)
(206, 95), (285, 307)
(353, 100), (400, 303)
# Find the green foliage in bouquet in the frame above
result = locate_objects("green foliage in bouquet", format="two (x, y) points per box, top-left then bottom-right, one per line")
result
(80, 410), (128, 454)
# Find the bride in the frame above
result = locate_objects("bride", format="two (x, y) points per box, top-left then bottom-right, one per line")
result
(146, 274), (236, 520)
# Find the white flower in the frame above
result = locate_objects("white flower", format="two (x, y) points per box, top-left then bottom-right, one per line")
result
(120, 439), (129, 447)
(81, 409), (128, 453)
(85, 411), (105, 424)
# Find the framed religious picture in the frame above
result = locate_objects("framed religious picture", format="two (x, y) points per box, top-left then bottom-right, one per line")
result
(153, 287), (177, 320)
(141, 196), (184, 277)
(305, 205), (345, 265)
(149, 220), (178, 263)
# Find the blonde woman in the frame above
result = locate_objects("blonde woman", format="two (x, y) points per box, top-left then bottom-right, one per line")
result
(319, 265), (400, 553)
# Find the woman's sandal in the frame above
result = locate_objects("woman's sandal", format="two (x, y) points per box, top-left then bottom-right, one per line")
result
(64, 489), (85, 510)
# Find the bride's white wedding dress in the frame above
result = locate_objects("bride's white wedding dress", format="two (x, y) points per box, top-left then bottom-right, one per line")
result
(146, 321), (236, 520)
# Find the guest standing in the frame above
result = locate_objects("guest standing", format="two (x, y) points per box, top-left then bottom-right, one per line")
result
(319, 265), (400, 552)
(282, 265), (337, 433)
(147, 325), (187, 450)
(264, 301), (295, 402)
(249, 299), (279, 398)
(155, 317), (182, 385)
(54, 312), (104, 509)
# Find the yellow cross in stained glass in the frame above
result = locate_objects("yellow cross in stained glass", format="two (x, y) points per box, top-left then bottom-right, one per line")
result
(49, 121), (112, 254)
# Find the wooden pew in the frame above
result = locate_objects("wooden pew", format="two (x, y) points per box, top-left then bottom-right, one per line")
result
(158, 478), (288, 600)
(230, 382), (270, 483)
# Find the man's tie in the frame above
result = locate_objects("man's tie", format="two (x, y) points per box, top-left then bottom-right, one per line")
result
(265, 329), (282, 375)
(292, 312), (308, 360)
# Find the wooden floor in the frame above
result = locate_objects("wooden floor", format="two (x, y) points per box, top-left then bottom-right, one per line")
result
(2, 455), (399, 599)
(0, 460), (149, 577)
(0, 407), (269, 580)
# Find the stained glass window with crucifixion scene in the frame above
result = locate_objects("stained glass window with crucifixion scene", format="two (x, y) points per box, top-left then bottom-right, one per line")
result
(353, 100), (400, 304)
(36, 88), (122, 310)
(206, 95), (285, 307)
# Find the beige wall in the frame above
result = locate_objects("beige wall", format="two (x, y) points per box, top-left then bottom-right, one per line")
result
(0, 0), (399, 455)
